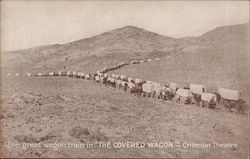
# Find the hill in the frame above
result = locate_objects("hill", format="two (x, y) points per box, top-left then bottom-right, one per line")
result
(111, 23), (249, 102)
(1, 26), (180, 73)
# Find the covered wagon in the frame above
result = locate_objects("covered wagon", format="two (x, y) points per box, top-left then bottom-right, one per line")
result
(116, 80), (123, 89)
(127, 82), (136, 93)
(128, 77), (134, 83)
(85, 74), (91, 80)
(218, 88), (241, 101)
(49, 72), (55, 76)
(201, 93), (217, 108)
(190, 84), (206, 106)
(218, 88), (245, 113)
(142, 83), (153, 97)
(77, 72), (85, 78)
(67, 71), (72, 77)
(95, 76), (101, 82)
(131, 60), (139, 64)
(37, 73), (43, 77)
(190, 84), (206, 95)
(173, 88), (192, 104)
(120, 74), (127, 81)
(72, 72), (77, 77)
(103, 73), (108, 78)
(135, 78), (143, 84)
(169, 82), (178, 92)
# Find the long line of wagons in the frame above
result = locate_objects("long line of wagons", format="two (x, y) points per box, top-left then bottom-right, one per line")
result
(23, 71), (92, 80)
(7, 57), (246, 114)
(93, 58), (161, 74)
(6, 57), (158, 77)
(92, 71), (246, 114)
(10, 70), (246, 113)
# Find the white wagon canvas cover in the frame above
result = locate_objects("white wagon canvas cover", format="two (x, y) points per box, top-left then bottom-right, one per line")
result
(201, 93), (217, 102)
(169, 82), (178, 90)
(218, 88), (241, 101)
(176, 89), (192, 97)
(190, 84), (206, 94)
(49, 72), (55, 76)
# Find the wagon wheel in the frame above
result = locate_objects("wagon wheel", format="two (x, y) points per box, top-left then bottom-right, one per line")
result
(218, 98), (226, 110)
(222, 99), (231, 112)
(208, 100), (216, 109)
(201, 101), (205, 108)
(236, 100), (245, 114)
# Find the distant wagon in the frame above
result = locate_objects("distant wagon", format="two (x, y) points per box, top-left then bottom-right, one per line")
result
(103, 73), (108, 78)
(120, 74), (126, 81)
(128, 77), (134, 83)
(190, 84), (206, 106)
(173, 88), (192, 104)
(15, 73), (20, 77)
(72, 72), (77, 77)
(41, 72), (48, 76)
(85, 74), (91, 80)
(121, 81), (127, 87)
(142, 82), (162, 98)
(49, 72), (55, 76)
(135, 78), (143, 84)
(146, 80), (153, 84)
(95, 76), (101, 82)
(115, 74), (119, 79)
(107, 77), (116, 87)
(111, 74), (116, 78)
(118, 62), (125, 67)
(76, 72), (81, 78)
(58, 71), (67, 76)
(81, 72), (86, 78)
(142, 83), (153, 97)
(131, 60), (139, 64)
(100, 67), (107, 73)
(37, 73), (43, 76)
(111, 74), (119, 79)
(58, 71), (62, 76)
(190, 84), (206, 95)
(77, 72), (85, 78)
(116, 80), (123, 89)
(127, 82), (136, 93)
(201, 93), (217, 108)
(26, 73), (32, 77)
(169, 82), (178, 92)
(67, 71), (72, 76)
(218, 88), (245, 113)
(97, 72), (103, 77)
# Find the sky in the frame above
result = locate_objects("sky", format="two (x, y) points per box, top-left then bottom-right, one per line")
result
(1, 1), (249, 51)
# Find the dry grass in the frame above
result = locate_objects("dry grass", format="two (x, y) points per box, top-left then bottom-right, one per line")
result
(0, 77), (248, 158)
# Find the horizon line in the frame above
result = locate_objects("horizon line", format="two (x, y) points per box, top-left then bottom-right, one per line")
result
(2, 22), (248, 52)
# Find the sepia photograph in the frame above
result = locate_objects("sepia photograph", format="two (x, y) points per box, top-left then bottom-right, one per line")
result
(0, 0), (249, 158)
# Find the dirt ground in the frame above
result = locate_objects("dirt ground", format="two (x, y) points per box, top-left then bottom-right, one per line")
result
(0, 76), (249, 158)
